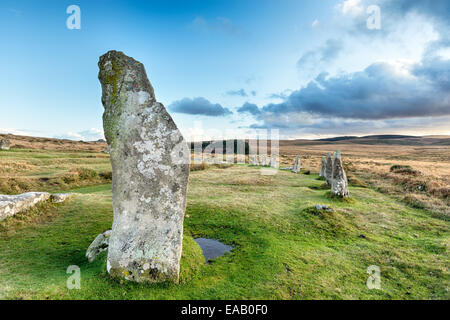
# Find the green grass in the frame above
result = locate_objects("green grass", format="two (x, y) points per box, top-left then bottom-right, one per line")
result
(0, 161), (449, 299)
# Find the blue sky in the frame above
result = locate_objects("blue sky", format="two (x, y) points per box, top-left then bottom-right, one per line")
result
(0, 0), (449, 140)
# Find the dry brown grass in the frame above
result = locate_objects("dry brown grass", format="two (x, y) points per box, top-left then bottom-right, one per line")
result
(0, 134), (106, 152)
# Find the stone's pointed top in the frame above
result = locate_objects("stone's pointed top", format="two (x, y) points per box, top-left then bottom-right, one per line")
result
(334, 150), (341, 159)
(98, 50), (155, 108)
(98, 50), (157, 147)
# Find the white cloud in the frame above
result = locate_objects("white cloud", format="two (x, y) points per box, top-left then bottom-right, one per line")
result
(312, 19), (319, 27)
(0, 128), (41, 136)
(336, 0), (364, 16)
(56, 128), (105, 141)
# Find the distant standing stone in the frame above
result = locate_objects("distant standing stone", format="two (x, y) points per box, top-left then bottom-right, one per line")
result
(331, 151), (350, 198)
(291, 156), (301, 173)
(0, 139), (10, 150)
(325, 152), (333, 185)
(270, 157), (278, 168)
(319, 157), (326, 178)
(260, 155), (267, 167)
(98, 50), (190, 283)
(250, 154), (259, 166)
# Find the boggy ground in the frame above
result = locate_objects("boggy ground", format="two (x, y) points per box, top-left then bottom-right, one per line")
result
(0, 163), (448, 299)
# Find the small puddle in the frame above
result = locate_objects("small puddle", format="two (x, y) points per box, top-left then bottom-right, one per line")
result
(194, 238), (233, 263)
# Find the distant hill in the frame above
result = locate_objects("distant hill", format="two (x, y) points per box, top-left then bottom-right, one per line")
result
(0, 134), (107, 152)
(283, 134), (450, 146)
(1, 133), (450, 152)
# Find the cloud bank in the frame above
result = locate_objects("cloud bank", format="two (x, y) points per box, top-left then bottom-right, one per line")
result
(169, 97), (232, 116)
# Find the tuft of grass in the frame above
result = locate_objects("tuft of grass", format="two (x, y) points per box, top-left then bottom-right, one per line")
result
(390, 165), (418, 175)
(190, 162), (208, 171)
(308, 183), (330, 190)
(348, 174), (368, 188)
(403, 194), (427, 209)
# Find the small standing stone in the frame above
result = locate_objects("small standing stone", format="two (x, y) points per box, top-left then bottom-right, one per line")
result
(291, 156), (301, 173)
(270, 157), (278, 168)
(331, 151), (350, 198)
(98, 50), (190, 283)
(325, 152), (333, 185)
(0, 139), (10, 150)
(260, 156), (267, 167)
(319, 157), (326, 178)
(250, 154), (259, 166)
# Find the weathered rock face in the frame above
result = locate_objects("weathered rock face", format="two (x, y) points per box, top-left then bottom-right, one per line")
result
(320, 157), (326, 177)
(0, 192), (50, 221)
(98, 51), (190, 283)
(86, 230), (111, 262)
(0, 139), (10, 150)
(325, 152), (333, 185)
(331, 151), (350, 198)
(291, 156), (301, 173)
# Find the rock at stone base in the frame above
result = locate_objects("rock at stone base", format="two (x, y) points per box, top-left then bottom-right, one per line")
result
(331, 151), (350, 198)
(0, 139), (10, 151)
(325, 152), (333, 185)
(98, 50), (190, 283)
(314, 204), (333, 212)
(0, 192), (50, 221)
(86, 230), (112, 262)
(50, 193), (73, 203)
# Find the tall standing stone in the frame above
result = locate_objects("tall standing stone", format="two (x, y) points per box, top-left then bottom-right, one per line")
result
(291, 156), (301, 173)
(98, 51), (190, 283)
(331, 151), (350, 198)
(325, 152), (333, 185)
(319, 157), (326, 177)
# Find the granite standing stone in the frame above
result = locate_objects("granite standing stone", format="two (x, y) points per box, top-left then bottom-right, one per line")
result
(325, 152), (333, 185)
(291, 156), (301, 173)
(319, 157), (326, 177)
(98, 50), (190, 283)
(331, 151), (350, 198)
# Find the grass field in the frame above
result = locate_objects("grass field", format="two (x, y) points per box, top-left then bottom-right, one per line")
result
(0, 147), (448, 299)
